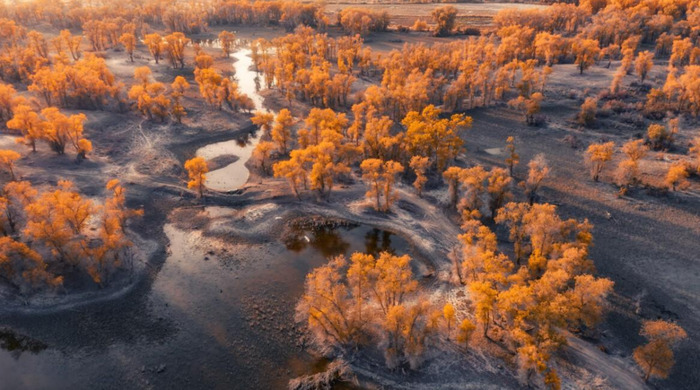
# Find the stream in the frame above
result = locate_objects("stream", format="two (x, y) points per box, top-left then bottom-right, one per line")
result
(195, 47), (270, 192)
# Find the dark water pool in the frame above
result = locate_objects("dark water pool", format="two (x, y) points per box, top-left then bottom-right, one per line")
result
(0, 223), (409, 389)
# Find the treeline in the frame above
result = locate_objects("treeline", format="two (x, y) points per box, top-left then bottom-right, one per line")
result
(0, 0), (328, 34)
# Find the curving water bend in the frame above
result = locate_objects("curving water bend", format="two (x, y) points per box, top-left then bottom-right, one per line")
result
(195, 47), (274, 192)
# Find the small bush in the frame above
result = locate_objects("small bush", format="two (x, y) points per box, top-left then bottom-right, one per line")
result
(412, 19), (428, 32)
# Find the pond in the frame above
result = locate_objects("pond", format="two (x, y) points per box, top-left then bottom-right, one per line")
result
(0, 222), (411, 389)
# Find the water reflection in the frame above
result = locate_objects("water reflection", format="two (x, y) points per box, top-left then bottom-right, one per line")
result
(0, 329), (47, 359)
(286, 224), (406, 259)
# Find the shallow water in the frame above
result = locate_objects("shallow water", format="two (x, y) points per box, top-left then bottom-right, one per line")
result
(0, 223), (409, 389)
(195, 47), (272, 192)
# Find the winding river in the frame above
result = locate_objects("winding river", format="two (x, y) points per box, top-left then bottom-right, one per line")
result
(195, 47), (269, 192)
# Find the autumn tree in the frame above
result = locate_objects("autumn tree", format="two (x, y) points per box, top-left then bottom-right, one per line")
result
(635, 51), (654, 83)
(184, 157), (208, 198)
(460, 203), (611, 387)
(119, 33), (137, 62)
(7, 104), (41, 152)
(296, 255), (360, 348)
(690, 137), (700, 173)
(77, 139), (92, 161)
(572, 39), (600, 75)
(360, 158), (404, 212)
(251, 111), (274, 136)
(273, 150), (307, 199)
(39, 107), (88, 156)
(509, 93), (544, 126)
(171, 76), (189, 123)
(487, 168), (512, 218)
(443, 166), (463, 208)
(23, 180), (95, 266)
(144, 33), (163, 64)
(271, 108), (294, 154)
(0, 83), (17, 122)
(432, 5), (457, 37)
(665, 162), (689, 191)
(647, 121), (676, 150)
(0, 150), (20, 181)
(616, 139), (648, 191)
(218, 31), (236, 57)
(296, 250), (435, 369)
(163, 32), (189, 69)
(522, 154), (549, 205)
(505, 136), (519, 177)
(253, 141), (275, 175)
(0, 237), (62, 292)
(585, 142), (615, 181)
(634, 320), (687, 382)
(409, 155), (429, 197)
(578, 97), (597, 127)
(403, 105), (471, 171)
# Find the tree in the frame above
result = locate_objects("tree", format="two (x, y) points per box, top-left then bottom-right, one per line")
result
(585, 142), (615, 181)
(572, 39), (600, 74)
(144, 33), (163, 64)
(296, 255), (359, 348)
(271, 108), (294, 154)
(432, 6), (457, 37)
(273, 150), (307, 199)
(509, 93), (544, 126)
(252, 141), (275, 175)
(251, 111), (275, 136)
(403, 105), (471, 171)
(578, 98), (597, 127)
(134, 66), (152, 87)
(616, 139), (648, 192)
(296, 250), (430, 368)
(77, 139), (92, 161)
(522, 154), (549, 205)
(0, 150), (20, 180)
(634, 320), (687, 382)
(665, 162), (689, 191)
(487, 168), (512, 218)
(163, 32), (190, 69)
(635, 51), (654, 83)
(171, 76), (189, 123)
(443, 303), (456, 333)
(456, 319), (476, 349)
(39, 107), (88, 156)
(60, 29), (82, 60)
(218, 31), (236, 57)
(184, 157), (208, 198)
(7, 104), (42, 152)
(409, 156), (430, 197)
(23, 180), (94, 266)
(647, 122), (675, 150)
(0, 236), (62, 292)
(690, 137), (700, 173)
(360, 158), (404, 212)
(0, 83), (17, 122)
(443, 166), (463, 208)
(505, 136), (519, 177)
(119, 33), (136, 62)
